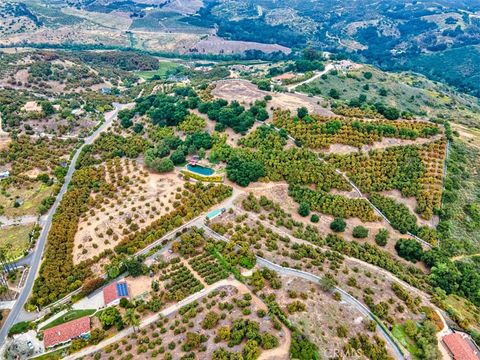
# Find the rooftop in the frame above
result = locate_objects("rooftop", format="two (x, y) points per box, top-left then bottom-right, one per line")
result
(443, 333), (480, 360)
(43, 316), (90, 348)
(103, 281), (129, 306)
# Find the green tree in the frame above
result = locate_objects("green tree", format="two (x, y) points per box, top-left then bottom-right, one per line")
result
(395, 239), (424, 263)
(330, 218), (346, 232)
(202, 311), (220, 330)
(298, 202), (310, 217)
(243, 339), (261, 360)
(226, 155), (265, 187)
(123, 257), (146, 277)
(41, 101), (55, 116)
(375, 229), (389, 246)
(352, 226), (368, 239)
(384, 107), (400, 120)
(124, 308), (140, 333)
(329, 88), (340, 99)
(98, 307), (122, 330)
(297, 107), (308, 119)
(150, 158), (174, 173)
(170, 150), (186, 165)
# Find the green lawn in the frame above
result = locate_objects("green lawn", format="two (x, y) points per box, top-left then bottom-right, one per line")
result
(0, 224), (33, 260)
(136, 61), (183, 80)
(40, 309), (96, 330)
(392, 324), (421, 358)
(8, 321), (32, 336)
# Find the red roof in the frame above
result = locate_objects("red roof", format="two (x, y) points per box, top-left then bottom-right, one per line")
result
(44, 316), (91, 348)
(443, 333), (480, 360)
(103, 281), (128, 305)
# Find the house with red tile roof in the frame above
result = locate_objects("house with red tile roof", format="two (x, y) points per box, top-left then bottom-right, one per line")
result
(43, 316), (91, 348)
(443, 332), (480, 360)
(103, 281), (129, 306)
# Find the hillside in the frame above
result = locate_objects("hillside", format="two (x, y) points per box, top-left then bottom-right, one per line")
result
(1, 0), (480, 96)
(296, 64), (480, 126)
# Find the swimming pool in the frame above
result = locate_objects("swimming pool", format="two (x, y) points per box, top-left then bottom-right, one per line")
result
(186, 164), (215, 176)
(207, 208), (225, 220)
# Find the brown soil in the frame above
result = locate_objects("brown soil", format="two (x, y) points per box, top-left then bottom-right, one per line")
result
(212, 79), (333, 116)
(380, 189), (439, 228)
(191, 35), (291, 55)
(238, 183), (428, 270)
(73, 159), (185, 264)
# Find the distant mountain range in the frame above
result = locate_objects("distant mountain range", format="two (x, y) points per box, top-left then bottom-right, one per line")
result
(1, 0), (480, 96)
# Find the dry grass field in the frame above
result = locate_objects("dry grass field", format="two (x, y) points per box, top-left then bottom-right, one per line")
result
(212, 79), (333, 116)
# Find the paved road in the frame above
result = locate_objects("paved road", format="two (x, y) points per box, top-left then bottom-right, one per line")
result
(63, 279), (242, 360)
(286, 63), (334, 92)
(256, 257), (406, 360)
(0, 103), (128, 345)
(204, 225), (406, 360)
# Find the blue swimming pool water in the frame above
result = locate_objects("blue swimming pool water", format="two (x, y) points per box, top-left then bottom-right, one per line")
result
(187, 164), (214, 176)
(207, 208), (224, 220)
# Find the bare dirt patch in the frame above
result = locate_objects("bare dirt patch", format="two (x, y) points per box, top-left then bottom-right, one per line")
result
(191, 35), (291, 55)
(269, 274), (388, 358)
(242, 183), (427, 268)
(73, 159), (185, 265)
(212, 79), (333, 116)
(380, 189), (439, 228)
(22, 101), (42, 113)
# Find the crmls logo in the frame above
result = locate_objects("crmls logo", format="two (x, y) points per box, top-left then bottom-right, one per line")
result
(320, 347), (365, 359)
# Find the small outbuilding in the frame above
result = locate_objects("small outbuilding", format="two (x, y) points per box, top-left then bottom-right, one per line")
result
(103, 281), (129, 306)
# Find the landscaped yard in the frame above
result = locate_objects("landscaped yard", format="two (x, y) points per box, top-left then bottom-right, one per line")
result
(40, 309), (96, 330)
(136, 61), (183, 80)
(392, 324), (421, 358)
(0, 224), (33, 259)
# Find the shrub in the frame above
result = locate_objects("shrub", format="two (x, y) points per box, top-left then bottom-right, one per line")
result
(201, 311), (220, 330)
(395, 239), (424, 263)
(310, 214), (319, 223)
(375, 229), (389, 246)
(352, 226), (368, 239)
(298, 202), (310, 217)
(330, 218), (346, 232)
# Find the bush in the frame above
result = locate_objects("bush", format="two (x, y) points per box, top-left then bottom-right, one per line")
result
(298, 202), (310, 217)
(395, 239), (424, 263)
(170, 150), (186, 165)
(352, 226), (368, 239)
(148, 158), (174, 173)
(330, 218), (346, 232)
(375, 229), (389, 246)
(310, 214), (319, 223)
(201, 311), (220, 330)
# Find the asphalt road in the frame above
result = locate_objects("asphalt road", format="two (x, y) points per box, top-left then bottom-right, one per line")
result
(255, 257), (406, 360)
(0, 104), (126, 346)
(205, 226), (406, 360)
(63, 279), (240, 360)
